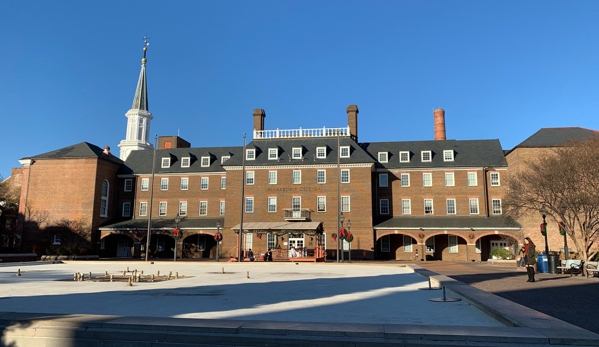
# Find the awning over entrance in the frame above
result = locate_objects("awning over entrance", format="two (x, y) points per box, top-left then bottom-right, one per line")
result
(99, 218), (224, 231)
(231, 221), (323, 235)
(374, 216), (521, 237)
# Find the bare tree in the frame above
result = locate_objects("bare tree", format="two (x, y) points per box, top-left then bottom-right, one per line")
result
(504, 138), (599, 261)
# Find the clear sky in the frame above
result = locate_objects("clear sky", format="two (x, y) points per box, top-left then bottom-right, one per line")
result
(1, 1), (598, 179)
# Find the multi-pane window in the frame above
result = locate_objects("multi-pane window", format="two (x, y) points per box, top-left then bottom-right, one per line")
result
(124, 179), (132, 192)
(267, 233), (276, 250)
(490, 172), (500, 186)
(181, 157), (190, 167)
(221, 177), (226, 189)
(159, 202), (167, 216)
(399, 151), (410, 163)
(341, 196), (350, 212)
(492, 199), (502, 214)
(341, 169), (350, 183)
(139, 202), (147, 216)
(378, 152), (388, 163)
(199, 201), (208, 215)
(468, 172), (478, 186)
(268, 171), (277, 184)
(292, 147), (302, 159)
(161, 158), (170, 168)
(445, 172), (454, 186)
(292, 170), (301, 184)
(448, 236), (458, 253)
(316, 147), (326, 158)
(201, 156), (210, 167)
(401, 173), (410, 187)
(246, 171), (255, 185)
(381, 235), (390, 252)
(221, 156), (230, 164)
(443, 150), (454, 161)
(317, 196), (326, 212)
(424, 199), (434, 214)
(380, 199), (389, 214)
(246, 149), (255, 160)
(469, 198), (479, 214)
(268, 148), (278, 160)
(340, 146), (350, 158)
(292, 196), (301, 213)
(201, 177), (209, 190)
(245, 197), (254, 213)
(141, 178), (149, 191)
(379, 173), (388, 187)
(422, 173), (432, 187)
(421, 151), (432, 162)
(426, 237), (435, 253)
(446, 199), (456, 214)
(245, 233), (253, 251)
(179, 201), (188, 216)
(100, 180), (109, 217)
(403, 235), (412, 252)
(160, 178), (168, 190)
(219, 201), (225, 215)
(268, 197), (277, 212)
(317, 170), (326, 184)
(180, 178), (189, 190)
(122, 202), (131, 217)
(402, 199), (411, 214)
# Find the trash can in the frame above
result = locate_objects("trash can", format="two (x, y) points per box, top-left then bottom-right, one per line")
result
(547, 254), (559, 274)
(537, 254), (548, 273)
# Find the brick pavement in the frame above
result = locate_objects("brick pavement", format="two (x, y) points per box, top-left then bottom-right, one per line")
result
(419, 261), (599, 335)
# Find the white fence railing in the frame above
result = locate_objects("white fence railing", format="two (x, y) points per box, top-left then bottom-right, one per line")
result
(254, 126), (350, 139)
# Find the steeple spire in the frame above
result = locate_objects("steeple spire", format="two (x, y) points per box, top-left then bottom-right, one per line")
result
(118, 37), (154, 161)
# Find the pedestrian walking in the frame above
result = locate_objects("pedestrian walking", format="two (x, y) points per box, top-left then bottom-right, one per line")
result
(524, 237), (537, 282)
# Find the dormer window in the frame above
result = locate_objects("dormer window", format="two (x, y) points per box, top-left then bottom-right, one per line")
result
(181, 157), (190, 168)
(221, 156), (230, 164)
(161, 157), (170, 168)
(316, 147), (326, 158)
(421, 151), (432, 162)
(246, 149), (256, 160)
(201, 156), (210, 167)
(340, 146), (350, 158)
(443, 150), (454, 162)
(268, 148), (278, 160)
(399, 151), (410, 163)
(378, 152), (388, 163)
(292, 147), (302, 159)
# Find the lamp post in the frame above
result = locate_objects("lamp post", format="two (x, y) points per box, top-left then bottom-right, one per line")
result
(173, 215), (181, 262)
(559, 203), (568, 262)
(540, 206), (549, 255)
(347, 219), (351, 263)
(215, 221), (221, 262)
(339, 213), (345, 262)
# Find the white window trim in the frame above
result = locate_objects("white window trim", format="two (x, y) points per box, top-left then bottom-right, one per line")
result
(268, 197), (277, 213)
(469, 198), (480, 214)
(245, 197), (254, 213)
(139, 202), (147, 216)
(316, 147), (327, 159)
(341, 169), (350, 183)
(424, 199), (434, 215)
(421, 150), (432, 162)
(100, 180), (109, 217)
(181, 157), (190, 168)
(161, 157), (170, 168)
(378, 152), (388, 163)
(402, 199), (411, 215)
(422, 173), (432, 187)
(246, 149), (256, 160)
(492, 199), (502, 214)
(443, 150), (454, 162)
(124, 179), (132, 192)
(317, 170), (326, 184)
(292, 170), (301, 184)
(141, 178), (149, 191)
(380, 199), (389, 215)
(292, 147), (303, 159)
(246, 171), (255, 185)
(490, 172), (501, 186)
(268, 148), (278, 160)
(179, 201), (188, 216)
(445, 172), (455, 187)
(399, 151), (410, 163)
(201, 177), (209, 190)
(219, 201), (226, 215)
(221, 156), (230, 164)
(160, 178), (169, 191)
(268, 171), (277, 185)
(400, 173), (410, 187)
(180, 177), (189, 190)
(340, 146), (350, 158)
(446, 199), (456, 215)
(201, 156), (211, 167)
(159, 201), (167, 216)
(317, 196), (326, 212)
(221, 177), (226, 189)
(468, 172), (478, 186)
(341, 196), (350, 212)
(199, 201), (208, 216)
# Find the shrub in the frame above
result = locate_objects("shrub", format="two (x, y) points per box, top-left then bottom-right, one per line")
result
(490, 248), (511, 260)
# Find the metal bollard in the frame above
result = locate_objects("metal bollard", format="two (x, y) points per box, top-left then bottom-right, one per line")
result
(175, 272), (179, 279)
(246, 271), (250, 279)
(110, 275), (113, 282)
(16, 269), (21, 277)
(151, 274), (155, 282)
(221, 267), (225, 274)
(157, 271), (160, 276)
(127, 278), (132, 287)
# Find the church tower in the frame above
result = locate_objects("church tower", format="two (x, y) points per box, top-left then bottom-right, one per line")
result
(118, 38), (154, 161)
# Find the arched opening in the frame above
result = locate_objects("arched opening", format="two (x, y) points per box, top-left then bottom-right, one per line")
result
(141, 233), (175, 259)
(182, 233), (216, 259)
(423, 234), (468, 261)
(478, 234), (520, 261)
(100, 234), (134, 258)
(376, 234), (417, 260)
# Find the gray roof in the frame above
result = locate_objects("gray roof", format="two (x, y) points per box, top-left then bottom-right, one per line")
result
(120, 146), (241, 175)
(21, 142), (123, 165)
(374, 216), (521, 230)
(223, 137), (376, 166)
(99, 217), (224, 230)
(361, 139), (507, 169)
(511, 127), (599, 149)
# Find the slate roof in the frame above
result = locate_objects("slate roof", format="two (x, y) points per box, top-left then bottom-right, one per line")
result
(361, 139), (507, 169)
(374, 216), (521, 230)
(21, 142), (123, 166)
(512, 127), (599, 149)
(120, 146), (242, 175)
(222, 137), (376, 166)
(99, 217), (224, 230)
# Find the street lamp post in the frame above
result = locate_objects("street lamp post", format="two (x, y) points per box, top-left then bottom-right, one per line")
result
(559, 204), (568, 262)
(339, 213), (345, 262)
(215, 221), (221, 262)
(540, 207), (549, 255)
(173, 215), (181, 262)
(347, 219), (351, 263)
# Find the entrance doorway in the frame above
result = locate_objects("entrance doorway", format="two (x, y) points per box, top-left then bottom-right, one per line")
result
(116, 239), (131, 257)
(288, 234), (304, 257)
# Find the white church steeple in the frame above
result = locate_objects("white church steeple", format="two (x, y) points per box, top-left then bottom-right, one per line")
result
(118, 37), (154, 161)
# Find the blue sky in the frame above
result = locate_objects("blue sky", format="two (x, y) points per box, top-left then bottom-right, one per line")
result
(1, 1), (598, 179)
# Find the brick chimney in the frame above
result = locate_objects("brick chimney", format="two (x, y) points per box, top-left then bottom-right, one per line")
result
(103, 146), (111, 156)
(253, 109), (266, 131)
(347, 105), (359, 141)
(434, 108), (446, 140)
